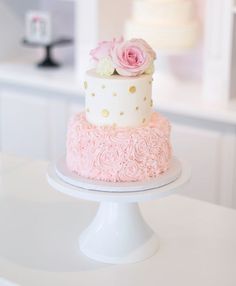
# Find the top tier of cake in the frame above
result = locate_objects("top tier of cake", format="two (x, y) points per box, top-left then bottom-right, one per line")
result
(84, 38), (156, 128)
(84, 69), (153, 128)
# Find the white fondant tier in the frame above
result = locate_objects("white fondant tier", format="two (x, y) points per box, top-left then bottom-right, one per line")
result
(84, 69), (153, 128)
(132, 0), (194, 26)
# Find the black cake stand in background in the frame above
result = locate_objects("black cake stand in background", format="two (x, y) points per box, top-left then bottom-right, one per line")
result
(22, 38), (73, 68)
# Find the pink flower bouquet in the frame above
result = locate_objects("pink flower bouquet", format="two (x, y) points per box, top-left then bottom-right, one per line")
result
(90, 37), (156, 77)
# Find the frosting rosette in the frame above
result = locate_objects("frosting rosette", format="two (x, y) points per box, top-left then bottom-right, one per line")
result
(66, 112), (172, 182)
(90, 37), (156, 77)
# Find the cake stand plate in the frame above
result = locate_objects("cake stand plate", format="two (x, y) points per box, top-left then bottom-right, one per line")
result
(47, 159), (190, 264)
(55, 157), (182, 192)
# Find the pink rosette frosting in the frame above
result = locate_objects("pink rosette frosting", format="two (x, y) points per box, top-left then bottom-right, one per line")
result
(66, 112), (172, 183)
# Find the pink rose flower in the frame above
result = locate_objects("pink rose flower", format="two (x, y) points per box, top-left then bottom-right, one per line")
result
(111, 38), (156, 76)
(90, 37), (123, 62)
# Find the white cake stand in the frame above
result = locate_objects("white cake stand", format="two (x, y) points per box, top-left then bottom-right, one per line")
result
(47, 158), (190, 264)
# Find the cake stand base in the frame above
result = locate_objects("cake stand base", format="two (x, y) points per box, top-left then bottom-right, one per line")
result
(47, 158), (190, 264)
(79, 202), (159, 264)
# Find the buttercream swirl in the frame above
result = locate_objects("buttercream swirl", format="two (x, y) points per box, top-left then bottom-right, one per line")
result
(66, 112), (172, 182)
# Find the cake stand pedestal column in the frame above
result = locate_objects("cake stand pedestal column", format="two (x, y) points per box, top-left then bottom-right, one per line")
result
(47, 159), (190, 264)
(79, 202), (158, 264)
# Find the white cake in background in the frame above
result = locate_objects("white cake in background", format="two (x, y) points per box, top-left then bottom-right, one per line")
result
(84, 69), (153, 127)
(125, 0), (199, 51)
(132, 0), (195, 26)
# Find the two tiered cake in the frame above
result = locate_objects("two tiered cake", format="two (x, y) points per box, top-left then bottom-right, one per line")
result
(66, 38), (172, 182)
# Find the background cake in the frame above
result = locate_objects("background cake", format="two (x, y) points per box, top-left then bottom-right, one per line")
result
(125, 0), (199, 51)
(66, 38), (172, 182)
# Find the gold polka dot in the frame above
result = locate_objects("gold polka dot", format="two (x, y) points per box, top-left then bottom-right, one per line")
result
(101, 84), (106, 89)
(102, 109), (109, 117)
(86, 108), (90, 112)
(142, 118), (146, 123)
(112, 123), (117, 127)
(120, 112), (124, 116)
(135, 106), (139, 111)
(149, 81), (152, 84)
(84, 81), (88, 89)
(129, 86), (136, 93)
(91, 93), (95, 97)
(113, 92), (117, 96)
(144, 96), (147, 101)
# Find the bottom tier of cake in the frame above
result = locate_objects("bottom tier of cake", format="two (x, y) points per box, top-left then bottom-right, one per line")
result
(66, 112), (172, 182)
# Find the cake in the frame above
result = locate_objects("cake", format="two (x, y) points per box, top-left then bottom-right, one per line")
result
(66, 38), (172, 182)
(125, 0), (199, 51)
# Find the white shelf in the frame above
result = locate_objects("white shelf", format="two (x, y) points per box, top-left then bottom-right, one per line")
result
(154, 73), (236, 125)
(157, 93), (236, 125)
(0, 59), (82, 96)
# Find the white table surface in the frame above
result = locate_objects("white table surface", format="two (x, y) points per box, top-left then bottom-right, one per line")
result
(0, 153), (236, 286)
